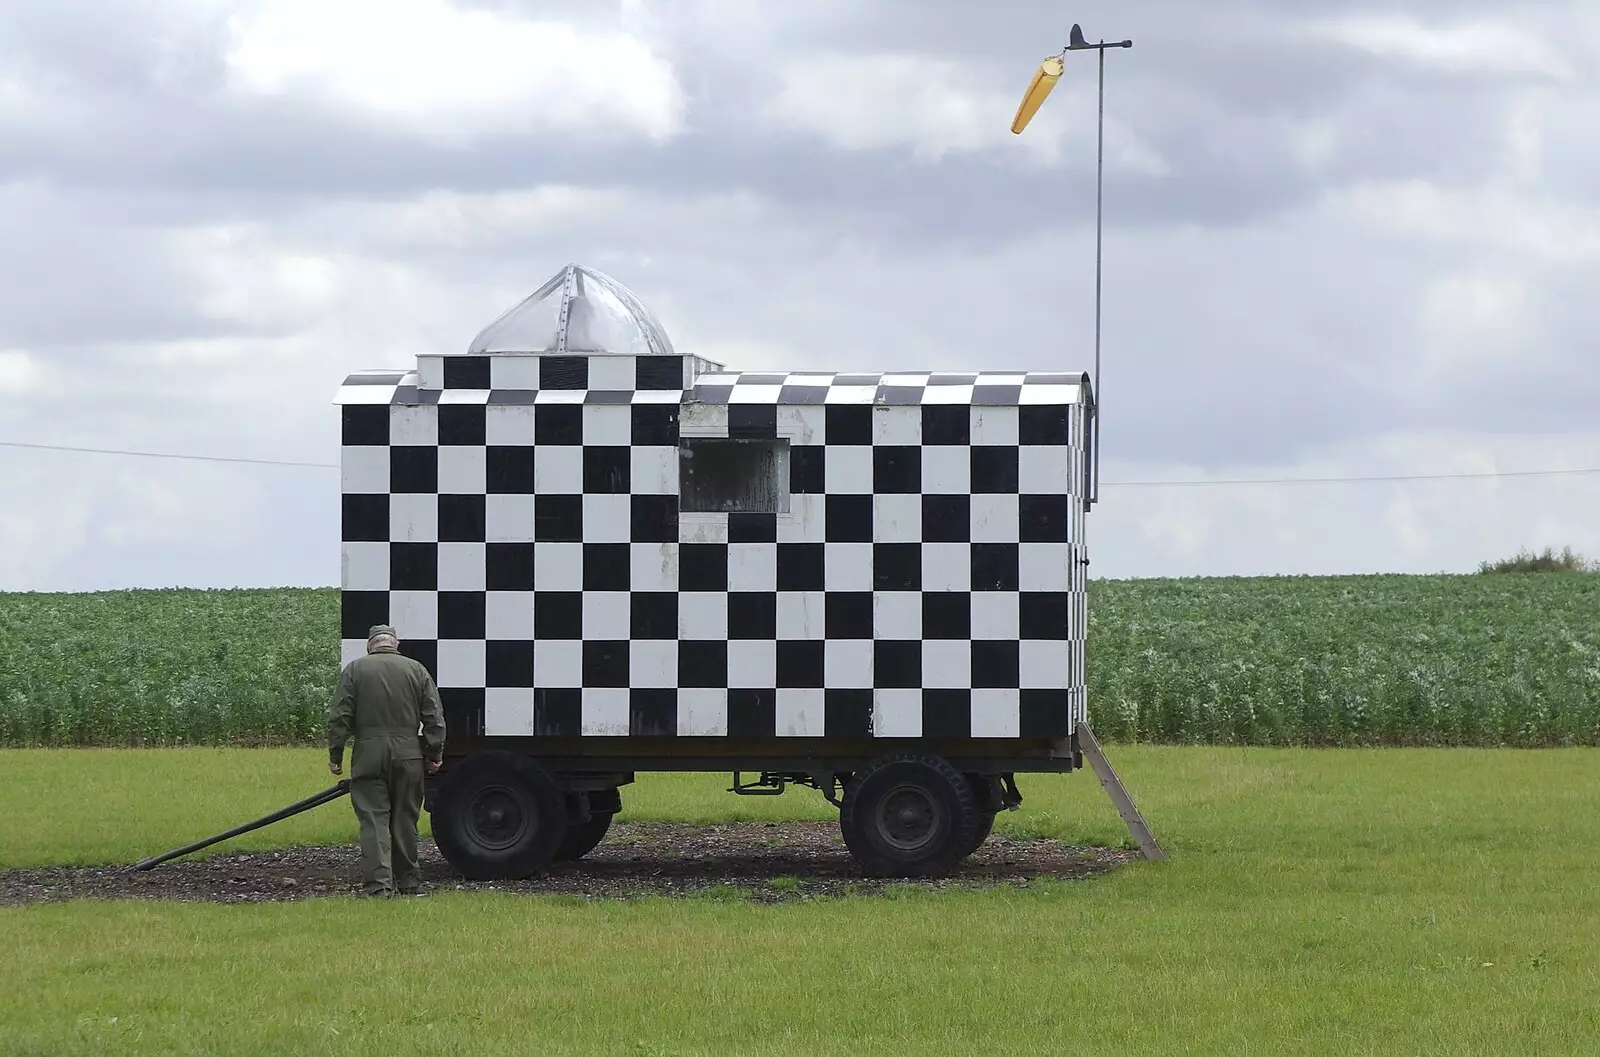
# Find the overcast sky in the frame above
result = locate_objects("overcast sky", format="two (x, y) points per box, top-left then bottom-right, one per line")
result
(2, 0), (1597, 591)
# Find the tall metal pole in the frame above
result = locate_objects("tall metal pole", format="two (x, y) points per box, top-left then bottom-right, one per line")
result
(1092, 43), (1104, 505)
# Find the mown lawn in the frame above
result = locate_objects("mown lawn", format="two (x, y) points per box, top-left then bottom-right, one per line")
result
(3, 746), (1599, 1055)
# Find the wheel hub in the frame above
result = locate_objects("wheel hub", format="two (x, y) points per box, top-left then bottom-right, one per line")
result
(467, 784), (532, 851)
(875, 783), (942, 852)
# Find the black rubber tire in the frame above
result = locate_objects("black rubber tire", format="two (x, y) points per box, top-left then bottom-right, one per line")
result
(554, 811), (615, 862)
(839, 754), (980, 878)
(959, 774), (999, 859)
(960, 811), (996, 859)
(431, 751), (569, 880)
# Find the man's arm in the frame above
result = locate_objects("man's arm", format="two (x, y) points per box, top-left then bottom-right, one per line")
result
(328, 664), (356, 773)
(420, 669), (447, 769)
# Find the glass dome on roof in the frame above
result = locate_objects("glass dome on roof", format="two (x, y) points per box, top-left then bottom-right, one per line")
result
(466, 263), (676, 357)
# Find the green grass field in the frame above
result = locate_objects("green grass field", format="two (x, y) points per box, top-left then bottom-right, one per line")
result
(4, 746), (1599, 1054)
(4, 574), (1599, 747)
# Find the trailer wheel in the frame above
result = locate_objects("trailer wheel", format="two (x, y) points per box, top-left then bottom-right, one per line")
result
(431, 751), (569, 880)
(960, 811), (996, 859)
(839, 754), (979, 878)
(555, 811), (614, 862)
(554, 788), (621, 862)
(959, 774), (1000, 859)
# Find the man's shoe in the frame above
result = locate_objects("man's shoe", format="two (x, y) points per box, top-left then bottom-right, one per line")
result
(398, 887), (428, 898)
(360, 888), (393, 899)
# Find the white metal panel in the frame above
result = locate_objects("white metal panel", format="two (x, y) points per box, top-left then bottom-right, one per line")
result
(872, 690), (922, 737)
(678, 689), (728, 736)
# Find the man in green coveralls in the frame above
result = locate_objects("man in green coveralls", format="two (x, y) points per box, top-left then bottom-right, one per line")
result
(328, 624), (447, 897)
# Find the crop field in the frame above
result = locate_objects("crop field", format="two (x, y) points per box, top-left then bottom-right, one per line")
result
(3, 574), (1598, 747)
(4, 745), (1599, 1055)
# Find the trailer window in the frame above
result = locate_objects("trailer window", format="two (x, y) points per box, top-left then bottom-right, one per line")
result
(680, 438), (790, 514)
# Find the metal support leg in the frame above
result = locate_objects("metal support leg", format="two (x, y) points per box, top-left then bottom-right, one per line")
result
(1076, 723), (1166, 861)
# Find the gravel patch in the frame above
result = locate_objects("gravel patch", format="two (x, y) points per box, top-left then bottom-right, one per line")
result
(0, 822), (1136, 906)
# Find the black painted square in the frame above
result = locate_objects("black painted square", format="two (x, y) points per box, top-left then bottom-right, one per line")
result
(631, 495), (679, 543)
(437, 591), (487, 639)
(582, 446), (630, 493)
(390, 447), (438, 494)
(824, 592), (873, 639)
(776, 640), (825, 688)
(342, 405), (388, 446)
(825, 405), (873, 445)
(921, 495), (970, 543)
(971, 447), (1019, 493)
(1020, 495), (1070, 542)
(679, 544), (728, 591)
(636, 356), (685, 391)
(340, 591), (389, 639)
(776, 543), (826, 591)
(971, 543), (1020, 591)
(922, 592), (971, 639)
(824, 689), (873, 737)
(534, 404), (583, 445)
(485, 640), (534, 687)
(873, 543), (921, 591)
(630, 689), (678, 736)
(631, 592), (678, 640)
(873, 446), (920, 494)
(534, 495), (583, 543)
(728, 689), (776, 736)
(825, 494), (872, 542)
(679, 640), (729, 688)
(485, 543), (535, 590)
(873, 640), (922, 689)
(534, 688), (582, 734)
(486, 446), (535, 494)
(438, 404), (487, 446)
(389, 543), (438, 591)
(342, 494), (389, 542)
(728, 592), (777, 640)
(630, 404), (680, 446)
(438, 494), (486, 543)
(533, 592), (583, 639)
(582, 640), (629, 687)
(790, 446), (825, 493)
(972, 640), (1021, 688)
(442, 357), (491, 390)
(583, 543), (631, 591)
(540, 356), (589, 390)
(921, 406), (970, 445)
(1020, 592), (1070, 639)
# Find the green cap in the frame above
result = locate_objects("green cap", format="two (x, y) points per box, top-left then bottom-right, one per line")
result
(367, 624), (398, 641)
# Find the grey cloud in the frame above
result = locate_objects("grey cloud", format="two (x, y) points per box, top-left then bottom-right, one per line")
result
(0, 0), (1596, 589)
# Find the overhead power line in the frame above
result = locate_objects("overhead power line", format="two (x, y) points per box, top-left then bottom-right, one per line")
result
(1101, 467), (1600, 488)
(0, 440), (338, 469)
(2, 439), (1598, 489)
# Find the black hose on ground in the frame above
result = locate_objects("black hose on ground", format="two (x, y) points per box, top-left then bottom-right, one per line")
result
(130, 780), (352, 872)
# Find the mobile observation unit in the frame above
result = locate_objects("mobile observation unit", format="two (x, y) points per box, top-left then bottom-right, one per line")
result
(333, 264), (1095, 878)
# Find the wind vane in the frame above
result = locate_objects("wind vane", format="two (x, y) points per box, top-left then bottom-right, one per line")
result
(1007, 21), (1132, 507)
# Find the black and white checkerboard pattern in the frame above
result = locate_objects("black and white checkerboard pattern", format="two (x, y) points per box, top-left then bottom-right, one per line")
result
(337, 361), (1088, 741)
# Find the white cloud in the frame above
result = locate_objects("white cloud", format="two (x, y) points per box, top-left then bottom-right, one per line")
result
(1314, 15), (1573, 80)
(1336, 180), (1600, 264)
(763, 52), (1168, 175)
(1096, 430), (1600, 578)
(1417, 273), (1535, 376)
(0, 351), (41, 395)
(223, 0), (686, 143)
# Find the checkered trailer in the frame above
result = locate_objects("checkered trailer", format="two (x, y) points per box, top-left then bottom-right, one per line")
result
(334, 264), (1095, 878)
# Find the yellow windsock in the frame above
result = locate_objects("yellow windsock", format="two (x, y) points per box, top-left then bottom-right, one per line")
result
(1010, 56), (1064, 134)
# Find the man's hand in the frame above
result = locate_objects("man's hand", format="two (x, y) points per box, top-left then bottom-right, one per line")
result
(426, 759), (442, 774)
(329, 761), (343, 776)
